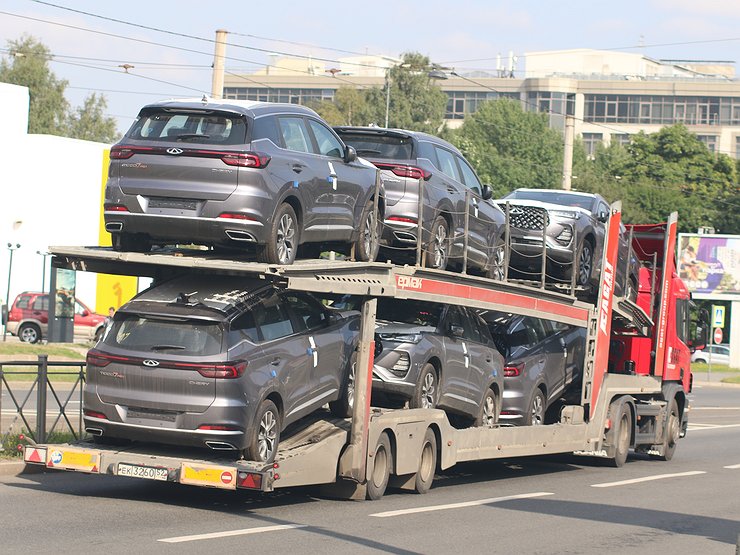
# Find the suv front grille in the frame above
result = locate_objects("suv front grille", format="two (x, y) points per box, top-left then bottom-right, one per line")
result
(508, 205), (549, 230)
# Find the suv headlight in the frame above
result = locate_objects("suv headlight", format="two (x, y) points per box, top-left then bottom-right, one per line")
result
(550, 209), (579, 219)
(382, 333), (422, 344)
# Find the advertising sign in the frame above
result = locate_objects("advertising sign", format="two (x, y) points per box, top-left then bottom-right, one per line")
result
(678, 234), (740, 295)
(55, 268), (76, 318)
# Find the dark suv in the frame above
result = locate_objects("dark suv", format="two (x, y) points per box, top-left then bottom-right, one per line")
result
(104, 99), (382, 264)
(84, 274), (358, 463)
(335, 127), (506, 278)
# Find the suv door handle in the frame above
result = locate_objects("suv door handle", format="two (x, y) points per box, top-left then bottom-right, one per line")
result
(292, 163), (306, 174)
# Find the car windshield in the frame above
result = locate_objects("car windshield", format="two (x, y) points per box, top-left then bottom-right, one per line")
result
(377, 298), (442, 327)
(506, 190), (595, 211)
(126, 110), (248, 146)
(336, 132), (414, 160)
(102, 314), (224, 356)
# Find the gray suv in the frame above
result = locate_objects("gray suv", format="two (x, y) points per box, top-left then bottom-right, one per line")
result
(335, 127), (506, 278)
(83, 275), (358, 463)
(105, 99), (382, 264)
(373, 298), (504, 426)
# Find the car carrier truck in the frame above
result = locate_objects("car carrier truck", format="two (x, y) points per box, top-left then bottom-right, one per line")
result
(22, 204), (707, 500)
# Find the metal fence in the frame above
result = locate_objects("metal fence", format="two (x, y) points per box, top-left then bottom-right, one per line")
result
(0, 355), (85, 447)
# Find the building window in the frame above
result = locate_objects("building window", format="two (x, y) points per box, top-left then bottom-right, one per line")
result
(444, 91), (516, 119)
(582, 133), (603, 157)
(697, 135), (718, 153)
(584, 94), (740, 126)
(736, 136), (740, 159)
(611, 134), (631, 147)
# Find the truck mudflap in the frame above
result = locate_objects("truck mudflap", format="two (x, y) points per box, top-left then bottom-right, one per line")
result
(23, 444), (275, 492)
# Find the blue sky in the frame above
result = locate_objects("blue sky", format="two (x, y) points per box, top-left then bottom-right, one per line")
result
(2, 0), (740, 134)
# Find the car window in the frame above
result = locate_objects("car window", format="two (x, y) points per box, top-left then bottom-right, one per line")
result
(506, 190), (595, 210)
(228, 310), (259, 345)
(278, 117), (312, 153)
(255, 294), (295, 341)
(308, 120), (344, 158)
(550, 320), (570, 333)
(337, 132), (414, 160)
(74, 302), (86, 316)
(32, 296), (49, 311)
(252, 115), (282, 147)
(283, 293), (328, 331)
(127, 110), (247, 145)
(457, 156), (482, 195)
(434, 147), (461, 181)
(376, 298), (442, 328)
(597, 201), (610, 217)
(105, 315), (223, 356)
(446, 307), (480, 342)
(417, 141), (438, 165)
(16, 296), (30, 309)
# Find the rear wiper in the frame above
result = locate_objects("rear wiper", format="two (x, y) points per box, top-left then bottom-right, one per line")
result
(150, 344), (186, 351)
(174, 133), (210, 141)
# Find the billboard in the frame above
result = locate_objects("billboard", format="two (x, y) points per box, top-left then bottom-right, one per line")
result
(678, 233), (740, 295)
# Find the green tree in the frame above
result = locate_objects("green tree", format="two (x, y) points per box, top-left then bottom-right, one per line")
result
(0, 35), (68, 135)
(451, 98), (563, 196)
(307, 86), (377, 126)
(0, 35), (119, 142)
(65, 93), (119, 143)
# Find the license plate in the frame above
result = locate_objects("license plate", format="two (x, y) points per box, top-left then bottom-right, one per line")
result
(148, 198), (197, 210)
(117, 463), (168, 481)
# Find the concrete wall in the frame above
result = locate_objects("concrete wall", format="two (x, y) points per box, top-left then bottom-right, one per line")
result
(0, 82), (109, 314)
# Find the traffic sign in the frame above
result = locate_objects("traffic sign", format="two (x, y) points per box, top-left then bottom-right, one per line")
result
(713, 327), (723, 345)
(712, 305), (725, 328)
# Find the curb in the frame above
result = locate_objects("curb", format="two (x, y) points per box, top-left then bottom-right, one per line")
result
(0, 460), (29, 477)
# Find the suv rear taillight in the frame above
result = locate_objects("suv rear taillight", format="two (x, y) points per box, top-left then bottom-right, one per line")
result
(375, 163), (431, 180)
(169, 361), (248, 379)
(220, 152), (270, 168)
(503, 364), (523, 377)
(84, 409), (108, 420)
(86, 351), (132, 368)
(110, 145), (156, 159)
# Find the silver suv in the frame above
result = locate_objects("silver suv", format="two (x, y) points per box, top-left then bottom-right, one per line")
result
(105, 99), (382, 264)
(83, 275), (358, 463)
(335, 127), (506, 278)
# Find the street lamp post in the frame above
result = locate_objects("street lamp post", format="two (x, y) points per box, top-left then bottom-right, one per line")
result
(36, 250), (51, 293)
(4, 242), (21, 342)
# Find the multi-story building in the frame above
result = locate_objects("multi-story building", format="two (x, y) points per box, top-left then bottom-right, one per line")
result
(223, 49), (740, 158)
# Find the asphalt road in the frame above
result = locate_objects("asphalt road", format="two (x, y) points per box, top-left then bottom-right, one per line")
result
(1, 384), (738, 555)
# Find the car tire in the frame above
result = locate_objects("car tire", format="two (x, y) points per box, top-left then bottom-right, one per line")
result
(366, 432), (392, 500)
(474, 388), (498, 428)
(259, 203), (298, 265)
(694, 358), (707, 364)
(244, 399), (281, 463)
(414, 428), (437, 494)
(353, 200), (380, 262)
(425, 216), (450, 271)
(112, 233), (151, 253)
(576, 240), (594, 287)
(19, 323), (41, 344)
(329, 354), (355, 418)
(525, 388), (546, 426)
(486, 235), (506, 281)
(410, 363), (439, 410)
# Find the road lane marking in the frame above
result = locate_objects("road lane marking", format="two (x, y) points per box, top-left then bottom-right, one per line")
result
(724, 463), (740, 469)
(370, 492), (554, 518)
(687, 424), (740, 431)
(691, 407), (740, 410)
(591, 471), (705, 488)
(158, 524), (307, 543)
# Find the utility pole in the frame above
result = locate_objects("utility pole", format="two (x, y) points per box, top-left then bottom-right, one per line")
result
(562, 115), (575, 190)
(211, 29), (228, 99)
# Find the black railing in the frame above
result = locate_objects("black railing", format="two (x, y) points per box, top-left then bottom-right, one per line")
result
(0, 355), (85, 446)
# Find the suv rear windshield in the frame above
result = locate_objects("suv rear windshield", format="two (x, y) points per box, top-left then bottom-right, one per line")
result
(103, 314), (224, 356)
(377, 298), (442, 327)
(126, 110), (248, 146)
(336, 132), (414, 160)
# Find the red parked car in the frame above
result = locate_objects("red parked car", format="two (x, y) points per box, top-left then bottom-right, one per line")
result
(6, 292), (106, 344)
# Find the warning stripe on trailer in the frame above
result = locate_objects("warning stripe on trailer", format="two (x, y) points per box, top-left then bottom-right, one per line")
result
(395, 275), (590, 325)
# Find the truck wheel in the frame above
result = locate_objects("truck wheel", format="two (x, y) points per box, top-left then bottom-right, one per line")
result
(425, 216), (449, 271)
(609, 403), (632, 468)
(19, 323), (41, 344)
(329, 355), (355, 418)
(366, 432), (392, 500)
(244, 400), (281, 463)
(654, 398), (680, 461)
(414, 428), (437, 494)
(475, 389), (497, 428)
(525, 388), (546, 426)
(259, 203), (298, 265)
(411, 363), (439, 409)
(353, 200), (380, 262)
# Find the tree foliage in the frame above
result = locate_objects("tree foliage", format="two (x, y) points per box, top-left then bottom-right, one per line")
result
(450, 99), (563, 197)
(0, 35), (119, 142)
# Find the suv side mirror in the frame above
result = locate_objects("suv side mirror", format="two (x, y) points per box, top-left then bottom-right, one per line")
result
(597, 211), (609, 223)
(449, 323), (465, 338)
(481, 184), (493, 201)
(344, 145), (357, 164)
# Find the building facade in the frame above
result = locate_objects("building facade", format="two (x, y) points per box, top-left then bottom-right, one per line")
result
(223, 49), (740, 158)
